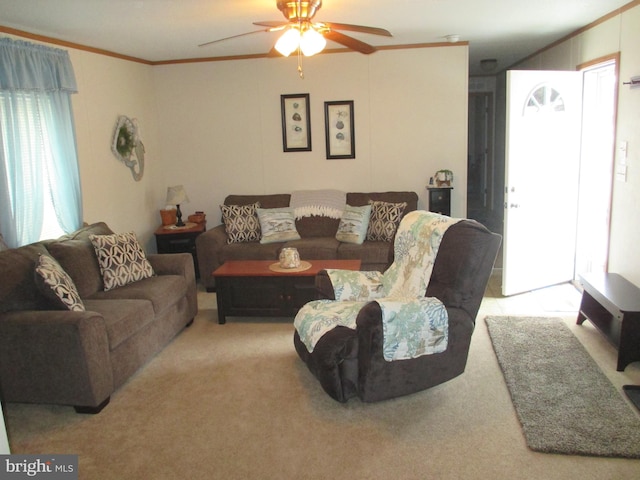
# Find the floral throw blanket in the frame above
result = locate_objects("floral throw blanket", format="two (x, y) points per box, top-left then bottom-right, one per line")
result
(294, 297), (449, 361)
(294, 211), (461, 361)
(377, 297), (449, 360)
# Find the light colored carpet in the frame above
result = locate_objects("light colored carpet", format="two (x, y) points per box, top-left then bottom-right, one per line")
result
(4, 296), (640, 479)
(486, 315), (640, 458)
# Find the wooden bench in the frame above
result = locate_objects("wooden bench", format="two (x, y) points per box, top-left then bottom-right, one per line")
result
(577, 273), (640, 371)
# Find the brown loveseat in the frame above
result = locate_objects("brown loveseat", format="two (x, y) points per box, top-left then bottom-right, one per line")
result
(0, 222), (197, 413)
(196, 191), (419, 291)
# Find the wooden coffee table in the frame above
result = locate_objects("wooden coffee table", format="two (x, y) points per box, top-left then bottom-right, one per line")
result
(212, 259), (361, 324)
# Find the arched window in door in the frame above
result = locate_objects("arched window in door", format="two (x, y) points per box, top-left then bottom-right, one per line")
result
(524, 85), (565, 115)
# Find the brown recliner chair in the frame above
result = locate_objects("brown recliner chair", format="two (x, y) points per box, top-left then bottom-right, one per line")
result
(293, 215), (501, 402)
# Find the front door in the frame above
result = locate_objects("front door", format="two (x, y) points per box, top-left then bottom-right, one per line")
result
(502, 70), (583, 296)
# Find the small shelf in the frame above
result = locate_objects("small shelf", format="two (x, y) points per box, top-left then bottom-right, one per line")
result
(426, 186), (453, 216)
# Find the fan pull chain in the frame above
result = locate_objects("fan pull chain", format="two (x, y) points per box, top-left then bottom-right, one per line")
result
(297, 47), (304, 79)
(297, 9), (304, 79)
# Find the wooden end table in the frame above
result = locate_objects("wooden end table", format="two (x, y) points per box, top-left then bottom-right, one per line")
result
(212, 259), (361, 324)
(154, 222), (206, 278)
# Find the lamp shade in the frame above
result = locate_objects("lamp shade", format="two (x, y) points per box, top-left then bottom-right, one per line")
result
(300, 28), (326, 56)
(166, 185), (189, 205)
(275, 28), (301, 57)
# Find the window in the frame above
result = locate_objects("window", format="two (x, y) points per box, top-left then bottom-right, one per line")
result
(1, 92), (62, 240)
(524, 85), (565, 115)
(0, 38), (82, 248)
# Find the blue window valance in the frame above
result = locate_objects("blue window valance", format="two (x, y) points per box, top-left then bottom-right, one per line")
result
(0, 37), (77, 93)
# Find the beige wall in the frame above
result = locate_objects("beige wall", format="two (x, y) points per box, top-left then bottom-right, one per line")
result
(612, 6), (640, 285)
(70, 50), (160, 251)
(2, 34), (468, 251)
(513, 3), (640, 285)
(153, 45), (469, 227)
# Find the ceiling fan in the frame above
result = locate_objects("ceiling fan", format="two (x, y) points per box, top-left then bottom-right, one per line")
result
(199, 0), (392, 58)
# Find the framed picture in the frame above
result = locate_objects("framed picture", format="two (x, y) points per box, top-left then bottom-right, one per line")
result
(280, 93), (311, 152)
(324, 100), (355, 159)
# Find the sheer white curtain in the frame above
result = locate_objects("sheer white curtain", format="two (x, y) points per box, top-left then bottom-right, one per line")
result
(0, 38), (82, 247)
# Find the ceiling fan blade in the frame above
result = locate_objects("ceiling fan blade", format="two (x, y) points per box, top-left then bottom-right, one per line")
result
(198, 29), (271, 48)
(253, 21), (289, 28)
(323, 30), (376, 54)
(267, 46), (281, 58)
(321, 22), (392, 37)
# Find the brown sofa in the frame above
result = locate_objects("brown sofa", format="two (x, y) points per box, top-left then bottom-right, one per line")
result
(0, 222), (197, 413)
(196, 191), (419, 291)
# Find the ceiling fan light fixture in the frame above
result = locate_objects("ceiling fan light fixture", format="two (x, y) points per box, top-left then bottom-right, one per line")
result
(300, 27), (326, 56)
(275, 27), (301, 57)
(201, 0), (388, 67)
(278, 0), (322, 22)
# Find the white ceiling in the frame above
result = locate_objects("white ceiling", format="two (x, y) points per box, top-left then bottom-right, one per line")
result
(0, 0), (631, 75)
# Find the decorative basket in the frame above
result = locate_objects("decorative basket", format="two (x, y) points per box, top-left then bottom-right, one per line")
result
(160, 209), (177, 226)
(188, 212), (206, 224)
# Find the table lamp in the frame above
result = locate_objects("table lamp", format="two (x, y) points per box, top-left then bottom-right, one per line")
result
(166, 185), (189, 227)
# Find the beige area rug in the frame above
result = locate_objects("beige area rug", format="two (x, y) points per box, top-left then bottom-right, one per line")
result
(5, 303), (640, 479)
